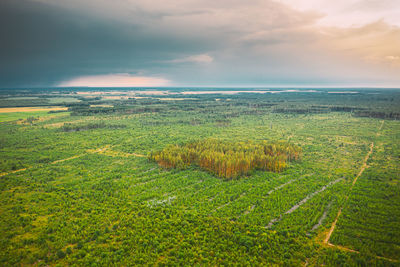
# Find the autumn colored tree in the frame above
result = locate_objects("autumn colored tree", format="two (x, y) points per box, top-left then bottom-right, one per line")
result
(149, 139), (301, 179)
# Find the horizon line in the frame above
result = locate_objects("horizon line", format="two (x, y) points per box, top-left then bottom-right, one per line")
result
(1, 85), (400, 89)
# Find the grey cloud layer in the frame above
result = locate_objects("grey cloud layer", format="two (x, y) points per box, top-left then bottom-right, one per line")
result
(0, 0), (216, 87)
(0, 0), (399, 87)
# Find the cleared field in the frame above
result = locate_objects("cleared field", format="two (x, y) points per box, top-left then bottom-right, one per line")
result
(0, 110), (69, 123)
(0, 107), (68, 113)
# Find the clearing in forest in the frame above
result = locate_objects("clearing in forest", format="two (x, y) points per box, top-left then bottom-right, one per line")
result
(0, 107), (68, 113)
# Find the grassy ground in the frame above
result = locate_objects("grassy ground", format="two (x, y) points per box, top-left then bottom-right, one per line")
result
(0, 109), (69, 123)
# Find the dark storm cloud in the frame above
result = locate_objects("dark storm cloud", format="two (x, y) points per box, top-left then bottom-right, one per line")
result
(0, 0), (217, 87)
(0, 0), (399, 87)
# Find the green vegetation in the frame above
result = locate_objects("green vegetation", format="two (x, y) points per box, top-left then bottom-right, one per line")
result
(330, 121), (400, 260)
(0, 110), (69, 123)
(47, 97), (81, 104)
(60, 122), (126, 132)
(0, 88), (399, 266)
(150, 139), (301, 178)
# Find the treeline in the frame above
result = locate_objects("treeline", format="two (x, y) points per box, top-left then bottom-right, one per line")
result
(273, 106), (366, 114)
(354, 110), (400, 120)
(149, 139), (301, 179)
(273, 107), (329, 114)
(68, 105), (117, 116)
(60, 122), (126, 132)
(48, 110), (69, 114)
(67, 105), (164, 116)
(0, 98), (50, 108)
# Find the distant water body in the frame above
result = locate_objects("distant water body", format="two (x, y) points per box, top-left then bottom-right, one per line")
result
(2, 87), (399, 94)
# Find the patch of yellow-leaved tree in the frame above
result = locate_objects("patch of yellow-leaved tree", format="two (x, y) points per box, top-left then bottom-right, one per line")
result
(149, 139), (301, 179)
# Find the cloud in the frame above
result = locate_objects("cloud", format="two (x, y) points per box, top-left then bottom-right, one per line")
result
(0, 0), (212, 87)
(320, 20), (400, 68)
(167, 54), (214, 64)
(58, 74), (170, 87)
(1, 0), (400, 87)
(277, 0), (400, 27)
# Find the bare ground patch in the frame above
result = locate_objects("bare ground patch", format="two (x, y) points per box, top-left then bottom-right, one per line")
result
(0, 107), (68, 113)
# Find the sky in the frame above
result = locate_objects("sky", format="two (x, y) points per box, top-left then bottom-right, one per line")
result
(0, 0), (400, 88)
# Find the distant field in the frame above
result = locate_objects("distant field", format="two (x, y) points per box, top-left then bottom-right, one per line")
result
(4, 97), (39, 100)
(47, 97), (81, 104)
(0, 107), (68, 113)
(0, 107), (69, 122)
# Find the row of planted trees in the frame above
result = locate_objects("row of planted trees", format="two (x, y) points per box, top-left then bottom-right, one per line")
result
(149, 139), (301, 179)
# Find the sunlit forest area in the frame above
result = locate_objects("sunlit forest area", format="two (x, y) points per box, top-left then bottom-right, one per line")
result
(0, 88), (399, 266)
(150, 139), (301, 178)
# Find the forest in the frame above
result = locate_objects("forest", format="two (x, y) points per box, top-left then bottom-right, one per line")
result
(150, 139), (301, 178)
(0, 88), (399, 266)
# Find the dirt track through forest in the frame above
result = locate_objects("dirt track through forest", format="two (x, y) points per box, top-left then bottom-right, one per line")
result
(265, 178), (295, 196)
(310, 201), (332, 232)
(266, 178), (343, 229)
(319, 121), (399, 263)
(236, 173), (315, 218)
(211, 191), (249, 214)
(324, 120), (384, 245)
(51, 154), (84, 164)
(0, 168), (28, 177)
(263, 173), (313, 198)
(1, 146), (145, 178)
